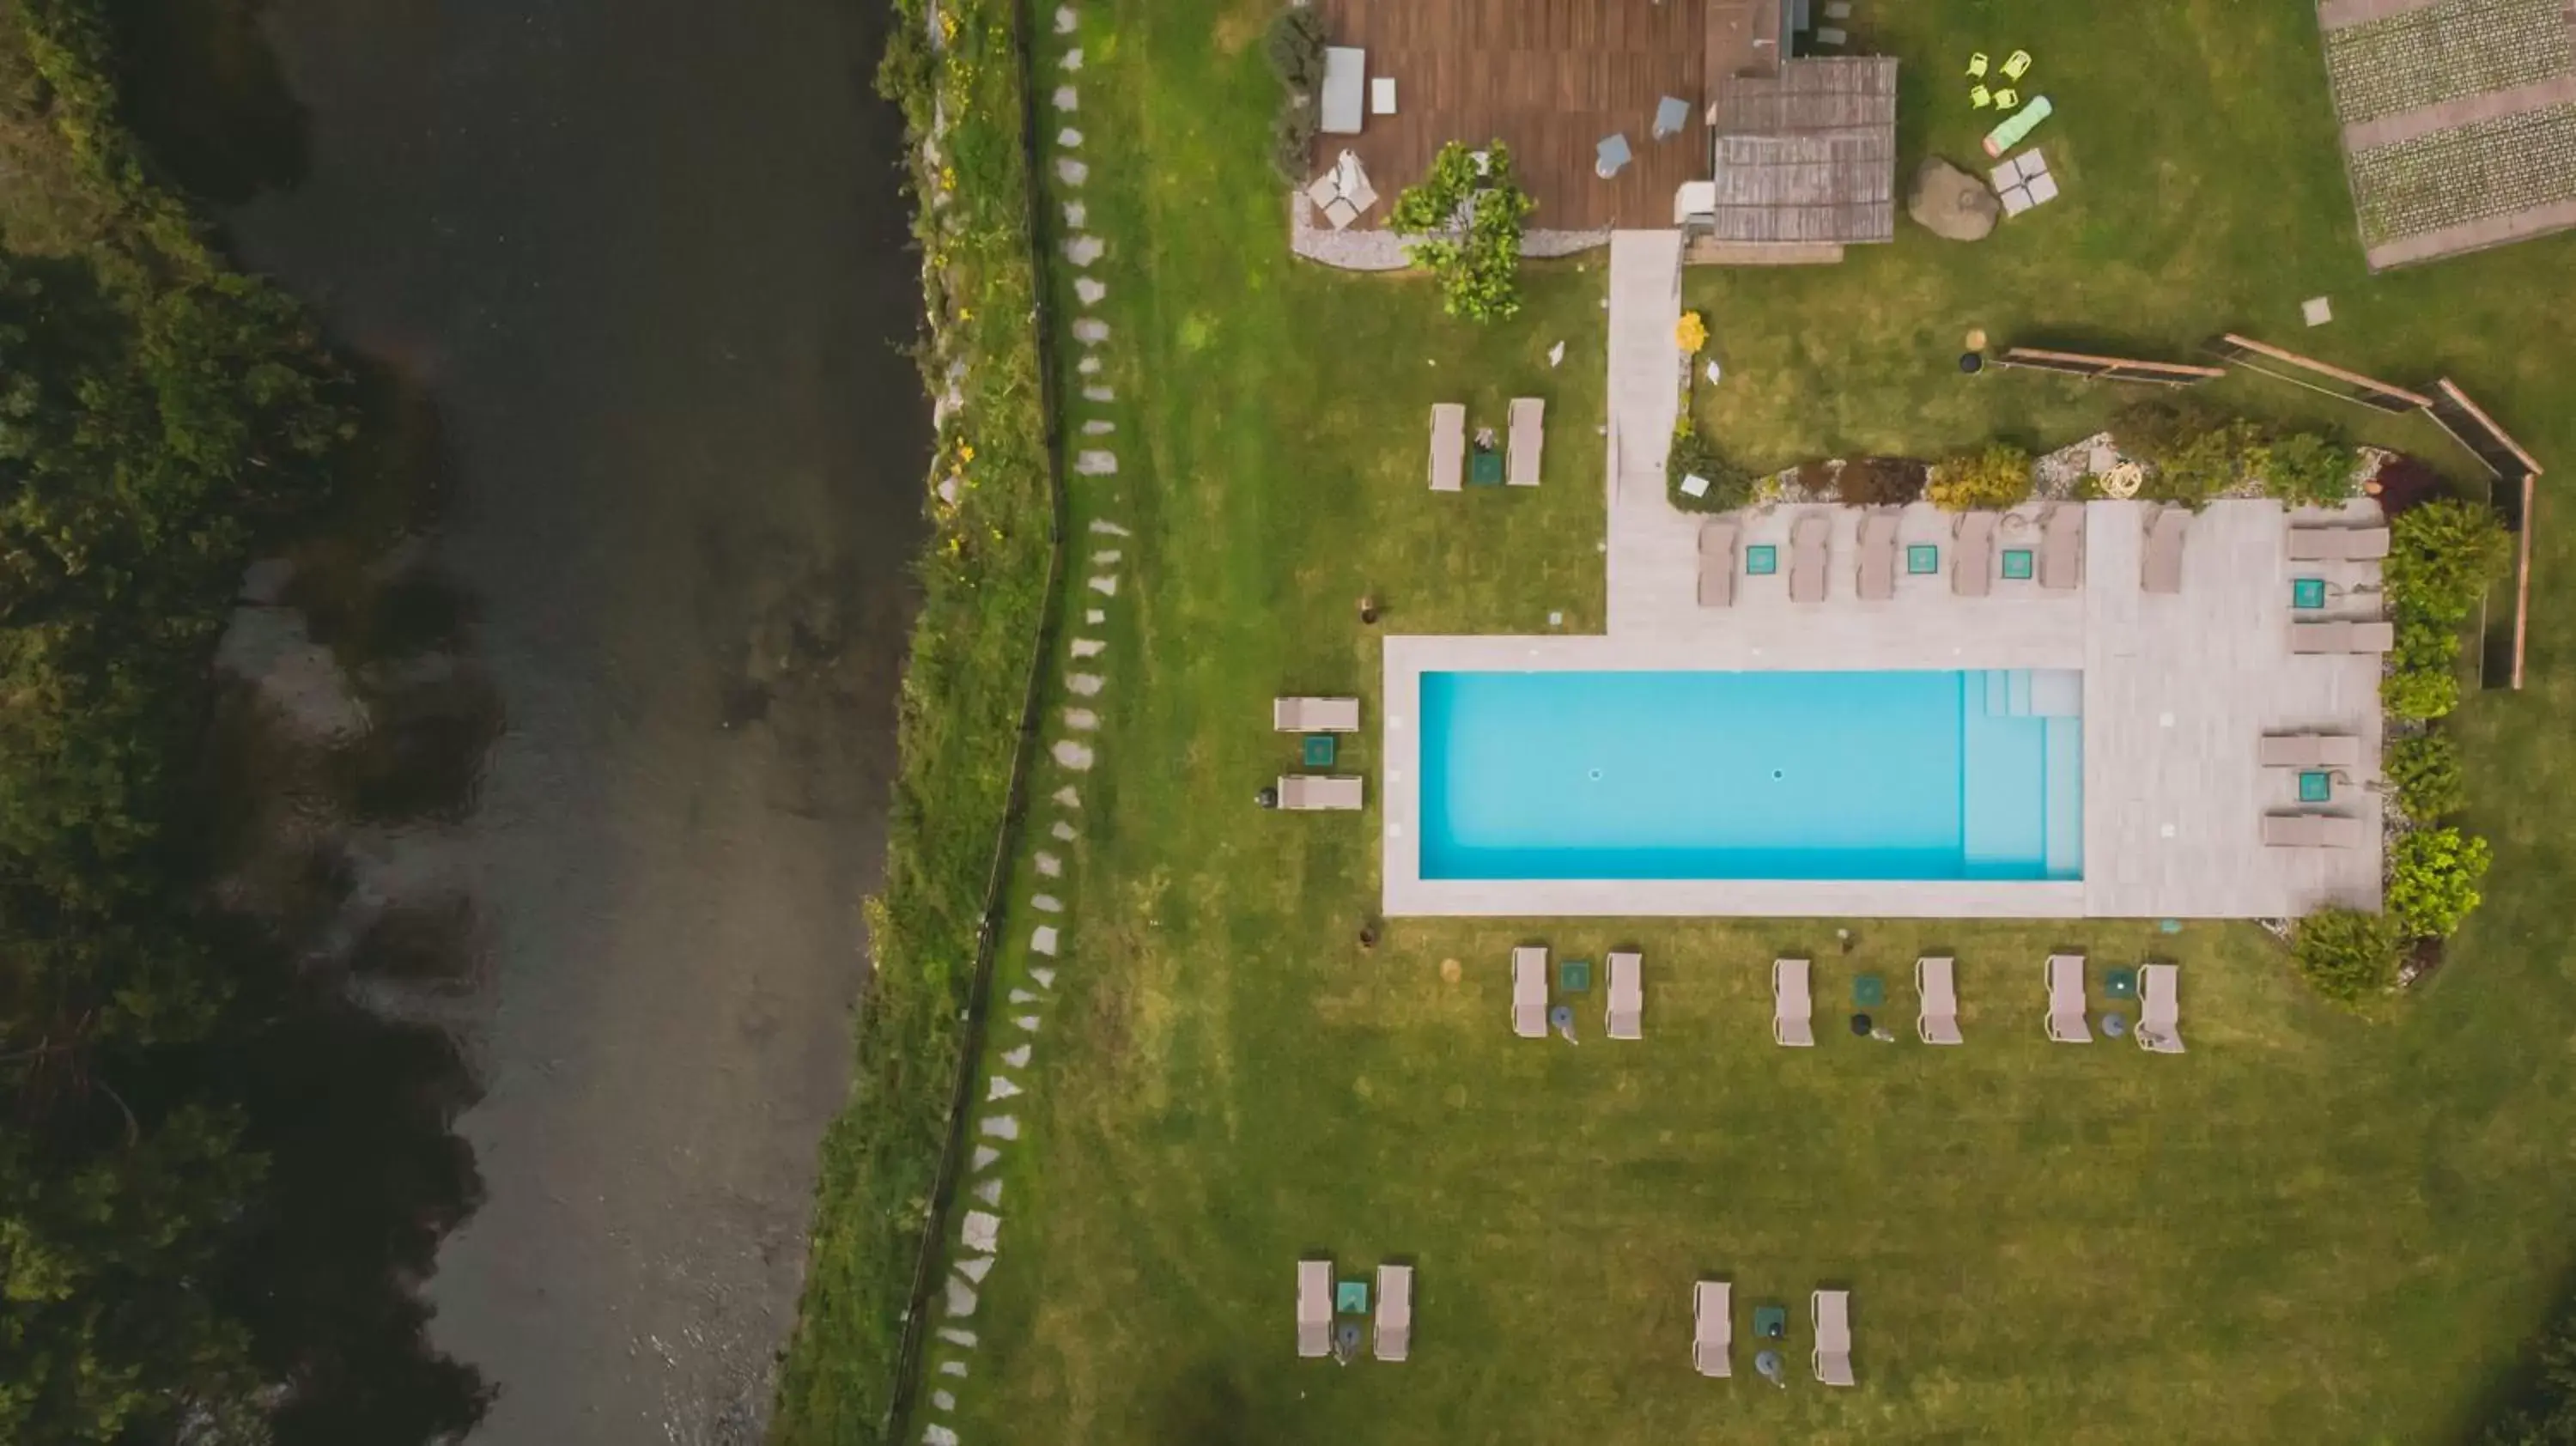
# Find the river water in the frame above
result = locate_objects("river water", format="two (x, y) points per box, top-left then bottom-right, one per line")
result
(210, 1), (928, 1440)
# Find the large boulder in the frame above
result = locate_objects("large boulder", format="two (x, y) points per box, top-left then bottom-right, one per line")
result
(1908, 158), (2000, 241)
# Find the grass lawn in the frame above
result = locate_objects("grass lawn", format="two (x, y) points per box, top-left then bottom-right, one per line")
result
(897, 0), (2576, 1441)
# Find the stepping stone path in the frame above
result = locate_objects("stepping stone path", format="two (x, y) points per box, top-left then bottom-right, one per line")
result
(920, 7), (1157, 1428)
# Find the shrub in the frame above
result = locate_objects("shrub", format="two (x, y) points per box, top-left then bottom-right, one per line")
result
(1925, 445), (2032, 511)
(2392, 618), (2464, 673)
(2148, 419), (2265, 503)
(2110, 397), (2219, 462)
(1264, 6), (1326, 90)
(1668, 423), (1754, 513)
(2292, 907), (2405, 1002)
(1390, 141), (1534, 323)
(1263, 9), (1326, 183)
(2386, 732), (2464, 822)
(2251, 431), (2359, 506)
(1837, 456), (1928, 506)
(2369, 453), (2448, 515)
(2388, 826), (2492, 939)
(2383, 662), (2461, 721)
(1268, 100), (1318, 185)
(2385, 497), (2510, 626)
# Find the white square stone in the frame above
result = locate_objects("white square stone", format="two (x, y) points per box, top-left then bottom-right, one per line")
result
(2025, 171), (2059, 205)
(1680, 472), (1711, 497)
(2303, 295), (2333, 326)
(1999, 184), (2034, 216)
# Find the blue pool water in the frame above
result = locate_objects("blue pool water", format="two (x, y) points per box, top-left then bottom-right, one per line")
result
(1419, 670), (2082, 882)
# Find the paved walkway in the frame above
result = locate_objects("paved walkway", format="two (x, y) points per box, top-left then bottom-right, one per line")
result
(1603, 229), (1686, 635)
(2342, 72), (2576, 152)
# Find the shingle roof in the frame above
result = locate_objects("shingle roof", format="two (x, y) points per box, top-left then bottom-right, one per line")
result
(1704, 57), (1900, 244)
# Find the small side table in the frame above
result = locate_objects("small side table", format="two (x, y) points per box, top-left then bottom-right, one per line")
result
(1746, 544), (1779, 576)
(1303, 733), (1338, 768)
(1906, 544), (1941, 575)
(1469, 448), (1505, 486)
(2001, 547), (2036, 580)
(1336, 1279), (1370, 1315)
(1853, 974), (1886, 1009)
(1559, 959), (1593, 993)
(2291, 576), (2328, 611)
(2105, 966), (2138, 1002)
(2299, 769), (2333, 803)
(1753, 1304), (1788, 1340)
(2102, 1011), (2130, 1040)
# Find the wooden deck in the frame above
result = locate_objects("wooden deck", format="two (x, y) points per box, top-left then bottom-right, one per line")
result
(1307, 0), (1714, 232)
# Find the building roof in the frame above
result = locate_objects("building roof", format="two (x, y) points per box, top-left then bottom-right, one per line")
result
(1704, 56), (1899, 244)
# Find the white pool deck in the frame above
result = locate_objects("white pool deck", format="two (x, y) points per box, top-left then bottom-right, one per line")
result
(1378, 229), (2386, 920)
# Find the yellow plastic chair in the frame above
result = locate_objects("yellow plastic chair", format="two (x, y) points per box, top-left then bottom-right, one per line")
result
(1993, 88), (2020, 110)
(2002, 50), (2032, 81)
(1966, 52), (1990, 78)
(1969, 85), (1993, 109)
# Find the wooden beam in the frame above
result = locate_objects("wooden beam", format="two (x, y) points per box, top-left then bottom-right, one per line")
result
(2215, 333), (2433, 407)
(2514, 471), (2534, 690)
(2437, 378), (2545, 478)
(2002, 346), (2227, 379)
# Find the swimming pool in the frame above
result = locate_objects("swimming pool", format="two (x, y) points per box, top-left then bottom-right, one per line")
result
(1418, 669), (2083, 882)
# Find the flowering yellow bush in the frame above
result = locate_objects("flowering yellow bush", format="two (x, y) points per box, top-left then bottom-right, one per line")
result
(1674, 311), (1709, 353)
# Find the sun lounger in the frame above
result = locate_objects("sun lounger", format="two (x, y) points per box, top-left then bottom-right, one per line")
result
(1789, 513), (1830, 604)
(1856, 512), (1899, 600)
(2257, 732), (2363, 769)
(1698, 519), (1739, 608)
(1320, 47), (1365, 135)
(2045, 953), (2089, 1043)
(2262, 811), (2369, 848)
(1374, 1264), (1412, 1362)
(2039, 504), (2084, 590)
(1813, 1289), (1855, 1386)
(1429, 404), (1465, 492)
(2290, 620), (2395, 654)
(1275, 775), (1363, 811)
(1773, 957), (1814, 1048)
(2142, 506), (2189, 594)
(2136, 963), (2184, 1054)
(1273, 696), (1360, 732)
(1953, 512), (1998, 597)
(2287, 525), (2391, 562)
(1507, 398), (1544, 487)
(1606, 951), (1643, 1040)
(1298, 1260), (1333, 1358)
(1916, 955), (1963, 1045)
(1512, 945), (1548, 1039)
(1693, 1280), (1731, 1378)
